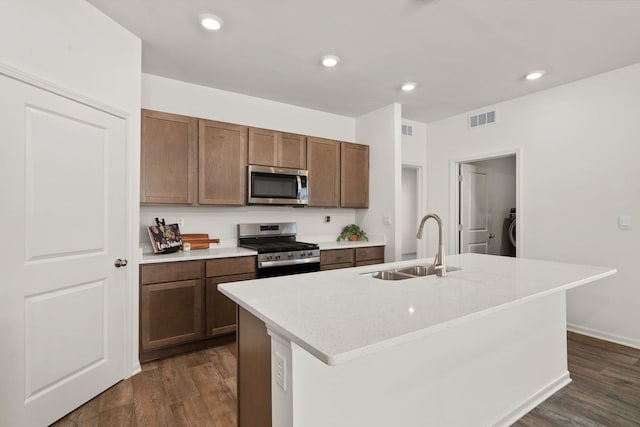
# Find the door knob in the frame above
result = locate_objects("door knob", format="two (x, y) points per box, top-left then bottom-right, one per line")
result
(488, 234), (495, 239)
(114, 258), (128, 268)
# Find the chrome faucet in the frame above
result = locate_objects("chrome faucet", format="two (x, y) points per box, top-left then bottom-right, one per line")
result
(416, 213), (446, 277)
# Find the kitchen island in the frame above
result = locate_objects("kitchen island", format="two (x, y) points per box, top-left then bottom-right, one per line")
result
(218, 253), (615, 427)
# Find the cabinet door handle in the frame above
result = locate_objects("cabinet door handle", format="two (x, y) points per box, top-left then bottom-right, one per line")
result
(114, 258), (128, 268)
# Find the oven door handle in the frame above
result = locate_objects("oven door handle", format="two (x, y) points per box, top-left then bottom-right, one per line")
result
(296, 175), (302, 199)
(259, 256), (320, 268)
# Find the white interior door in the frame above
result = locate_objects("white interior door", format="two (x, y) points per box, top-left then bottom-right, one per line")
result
(459, 164), (491, 254)
(0, 74), (127, 426)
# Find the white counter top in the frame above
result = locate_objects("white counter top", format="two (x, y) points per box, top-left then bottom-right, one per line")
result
(315, 237), (386, 250)
(218, 253), (615, 365)
(140, 246), (257, 264)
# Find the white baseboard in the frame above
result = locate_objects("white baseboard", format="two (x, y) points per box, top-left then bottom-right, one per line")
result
(491, 372), (571, 427)
(567, 323), (640, 350)
(128, 361), (142, 378)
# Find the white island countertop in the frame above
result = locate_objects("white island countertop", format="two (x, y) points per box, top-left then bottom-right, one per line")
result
(218, 253), (615, 365)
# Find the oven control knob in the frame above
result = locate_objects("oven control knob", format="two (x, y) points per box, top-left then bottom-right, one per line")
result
(308, 251), (313, 256)
(288, 253), (294, 259)
(276, 255), (280, 260)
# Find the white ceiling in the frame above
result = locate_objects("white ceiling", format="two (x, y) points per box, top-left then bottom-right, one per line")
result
(88, 0), (640, 123)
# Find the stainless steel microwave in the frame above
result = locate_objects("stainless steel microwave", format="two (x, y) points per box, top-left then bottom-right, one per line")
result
(247, 165), (308, 205)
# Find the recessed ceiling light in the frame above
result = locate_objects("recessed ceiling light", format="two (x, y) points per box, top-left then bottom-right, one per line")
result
(401, 82), (417, 92)
(525, 70), (546, 81)
(199, 13), (223, 31)
(321, 55), (340, 68)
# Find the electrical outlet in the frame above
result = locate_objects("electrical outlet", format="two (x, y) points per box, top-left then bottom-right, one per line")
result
(275, 352), (287, 391)
(324, 216), (331, 223)
(383, 215), (392, 226)
(177, 217), (185, 227)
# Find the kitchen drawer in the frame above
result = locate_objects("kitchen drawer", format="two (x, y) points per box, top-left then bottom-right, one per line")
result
(355, 246), (384, 262)
(320, 262), (354, 271)
(140, 260), (202, 285)
(321, 248), (354, 266)
(206, 256), (256, 277)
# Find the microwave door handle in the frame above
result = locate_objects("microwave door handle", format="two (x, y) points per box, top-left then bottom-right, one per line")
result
(296, 175), (302, 199)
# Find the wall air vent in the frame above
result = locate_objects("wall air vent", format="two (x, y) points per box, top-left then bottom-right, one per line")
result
(469, 110), (496, 129)
(402, 124), (413, 136)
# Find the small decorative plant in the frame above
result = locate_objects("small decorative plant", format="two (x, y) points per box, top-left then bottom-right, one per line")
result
(336, 224), (368, 242)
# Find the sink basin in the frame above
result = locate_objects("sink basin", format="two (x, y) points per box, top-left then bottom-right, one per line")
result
(363, 271), (416, 281)
(362, 264), (460, 281)
(397, 264), (460, 277)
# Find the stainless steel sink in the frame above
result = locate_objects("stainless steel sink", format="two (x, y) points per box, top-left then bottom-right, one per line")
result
(363, 270), (417, 281)
(362, 264), (460, 281)
(397, 264), (460, 277)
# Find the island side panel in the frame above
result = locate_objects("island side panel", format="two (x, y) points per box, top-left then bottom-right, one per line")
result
(237, 306), (272, 427)
(289, 292), (569, 427)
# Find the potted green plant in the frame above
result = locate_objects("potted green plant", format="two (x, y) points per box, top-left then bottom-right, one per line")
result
(336, 224), (368, 242)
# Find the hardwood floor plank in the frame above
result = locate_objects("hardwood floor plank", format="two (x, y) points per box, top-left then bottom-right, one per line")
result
(191, 362), (237, 427)
(132, 367), (176, 427)
(568, 332), (640, 359)
(170, 396), (216, 427)
(51, 333), (640, 427)
(158, 354), (201, 404)
(98, 380), (133, 412)
(206, 345), (236, 381)
(97, 404), (135, 426)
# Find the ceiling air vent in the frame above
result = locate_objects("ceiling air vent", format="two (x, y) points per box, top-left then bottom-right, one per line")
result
(469, 110), (496, 129)
(402, 124), (413, 136)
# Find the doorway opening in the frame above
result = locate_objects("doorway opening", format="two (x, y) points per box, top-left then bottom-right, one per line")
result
(401, 164), (423, 261)
(453, 151), (519, 257)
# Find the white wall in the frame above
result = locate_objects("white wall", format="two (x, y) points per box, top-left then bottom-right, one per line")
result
(143, 73), (355, 141)
(402, 119), (428, 257)
(426, 62), (640, 348)
(0, 0), (140, 114)
(140, 205), (356, 250)
(141, 73), (359, 244)
(468, 157), (516, 256)
(355, 104), (403, 262)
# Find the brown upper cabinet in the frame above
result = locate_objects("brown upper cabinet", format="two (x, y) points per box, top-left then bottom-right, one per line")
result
(341, 142), (369, 208)
(307, 137), (341, 207)
(140, 109), (197, 204)
(199, 119), (248, 205)
(248, 128), (306, 169)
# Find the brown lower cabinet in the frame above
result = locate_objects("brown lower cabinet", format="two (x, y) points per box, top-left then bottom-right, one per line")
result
(140, 278), (203, 351)
(206, 257), (256, 337)
(320, 245), (385, 270)
(139, 256), (256, 362)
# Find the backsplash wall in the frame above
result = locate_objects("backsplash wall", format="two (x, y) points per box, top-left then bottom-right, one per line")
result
(140, 205), (356, 251)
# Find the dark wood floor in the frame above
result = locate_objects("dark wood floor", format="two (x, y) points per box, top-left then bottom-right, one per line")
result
(51, 343), (237, 427)
(52, 332), (640, 426)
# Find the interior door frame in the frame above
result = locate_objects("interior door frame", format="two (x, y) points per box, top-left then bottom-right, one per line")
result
(449, 148), (522, 257)
(402, 162), (426, 259)
(0, 62), (140, 379)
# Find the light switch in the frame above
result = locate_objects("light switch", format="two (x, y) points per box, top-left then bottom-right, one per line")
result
(618, 215), (631, 230)
(383, 215), (392, 226)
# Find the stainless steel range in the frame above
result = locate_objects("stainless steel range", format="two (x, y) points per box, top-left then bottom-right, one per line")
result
(238, 222), (320, 278)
